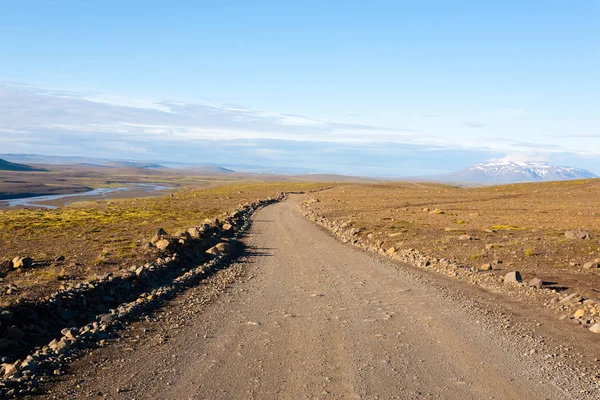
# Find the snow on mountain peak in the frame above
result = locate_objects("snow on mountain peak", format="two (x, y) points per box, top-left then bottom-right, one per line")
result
(448, 161), (598, 184)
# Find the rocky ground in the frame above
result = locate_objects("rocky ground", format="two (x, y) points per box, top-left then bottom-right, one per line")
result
(16, 195), (600, 399)
(0, 182), (327, 307)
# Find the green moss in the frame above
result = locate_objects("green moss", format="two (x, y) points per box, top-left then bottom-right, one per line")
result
(524, 248), (535, 257)
(490, 225), (521, 230)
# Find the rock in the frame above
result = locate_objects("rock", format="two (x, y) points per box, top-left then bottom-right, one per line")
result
(528, 278), (543, 289)
(216, 242), (233, 254)
(151, 228), (168, 244)
(573, 309), (586, 318)
(187, 227), (201, 238)
(20, 358), (35, 371)
(504, 271), (522, 285)
(61, 327), (78, 340)
(559, 293), (582, 304)
(589, 323), (600, 334)
(55, 255), (65, 262)
(206, 246), (221, 257)
(154, 239), (173, 251)
(49, 338), (70, 354)
(100, 314), (116, 324)
(583, 261), (600, 269)
(2, 362), (18, 377)
(5, 325), (25, 341)
(564, 230), (590, 240)
(221, 223), (233, 232)
(0, 310), (14, 321)
(11, 256), (33, 269)
(386, 247), (397, 255)
(457, 235), (472, 241)
(479, 263), (493, 271)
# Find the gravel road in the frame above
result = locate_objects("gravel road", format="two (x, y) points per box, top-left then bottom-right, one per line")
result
(41, 196), (599, 399)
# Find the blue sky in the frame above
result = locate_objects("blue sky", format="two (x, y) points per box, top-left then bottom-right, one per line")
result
(0, 1), (598, 176)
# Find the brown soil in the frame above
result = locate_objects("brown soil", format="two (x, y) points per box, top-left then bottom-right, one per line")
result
(33, 197), (599, 399)
(304, 180), (600, 299)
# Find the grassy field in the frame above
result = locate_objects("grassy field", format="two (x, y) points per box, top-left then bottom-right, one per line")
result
(305, 179), (600, 298)
(0, 181), (330, 306)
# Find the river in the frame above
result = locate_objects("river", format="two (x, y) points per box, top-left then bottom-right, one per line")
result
(0, 183), (172, 209)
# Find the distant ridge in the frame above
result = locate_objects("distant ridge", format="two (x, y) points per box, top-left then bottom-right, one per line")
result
(105, 161), (166, 169)
(0, 158), (46, 172)
(442, 161), (597, 184)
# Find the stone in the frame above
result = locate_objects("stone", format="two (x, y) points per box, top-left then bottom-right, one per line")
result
(504, 271), (522, 285)
(151, 228), (168, 244)
(49, 339), (70, 354)
(559, 293), (582, 304)
(187, 227), (201, 238)
(55, 255), (65, 262)
(564, 230), (590, 240)
(60, 327), (78, 340)
(206, 246), (221, 257)
(221, 223), (233, 232)
(386, 247), (397, 255)
(5, 325), (25, 341)
(100, 314), (116, 324)
(479, 263), (493, 271)
(12, 256), (33, 269)
(216, 242), (232, 254)
(528, 278), (543, 289)
(457, 235), (472, 241)
(583, 261), (600, 269)
(154, 239), (173, 251)
(0, 310), (14, 321)
(2, 362), (18, 377)
(589, 323), (600, 334)
(573, 309), (586, 318)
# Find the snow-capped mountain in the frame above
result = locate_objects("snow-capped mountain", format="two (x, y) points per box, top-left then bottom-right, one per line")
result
(445, 162), (598, 184)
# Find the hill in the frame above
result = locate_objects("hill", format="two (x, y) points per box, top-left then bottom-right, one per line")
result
(0, 158), (46, 172)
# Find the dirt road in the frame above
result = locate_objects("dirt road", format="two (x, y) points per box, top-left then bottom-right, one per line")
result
(43, 196), (599, 399)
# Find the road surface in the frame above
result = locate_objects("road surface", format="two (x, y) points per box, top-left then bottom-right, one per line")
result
(43, 196), (598, 399)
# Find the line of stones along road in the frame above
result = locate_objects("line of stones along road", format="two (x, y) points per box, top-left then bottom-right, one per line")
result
(298, 199), (600, 336)
(0, 193), (286, 398)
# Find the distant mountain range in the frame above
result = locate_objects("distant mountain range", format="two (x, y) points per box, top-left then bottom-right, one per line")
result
(440, 162), (598, 184)
(1, 154), (597, 185)
(0, 158), (46, 172)
(0, 154), (313, 174)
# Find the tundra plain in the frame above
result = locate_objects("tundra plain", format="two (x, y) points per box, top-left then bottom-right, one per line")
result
(303, 180), (600, 299)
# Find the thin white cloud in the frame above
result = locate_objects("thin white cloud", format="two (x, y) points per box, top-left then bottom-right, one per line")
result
(0, 82), (599, 164)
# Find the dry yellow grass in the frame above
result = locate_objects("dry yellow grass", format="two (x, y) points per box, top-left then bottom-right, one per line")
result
(0, 181), (330, 305)
(306, 179), (600, 298)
